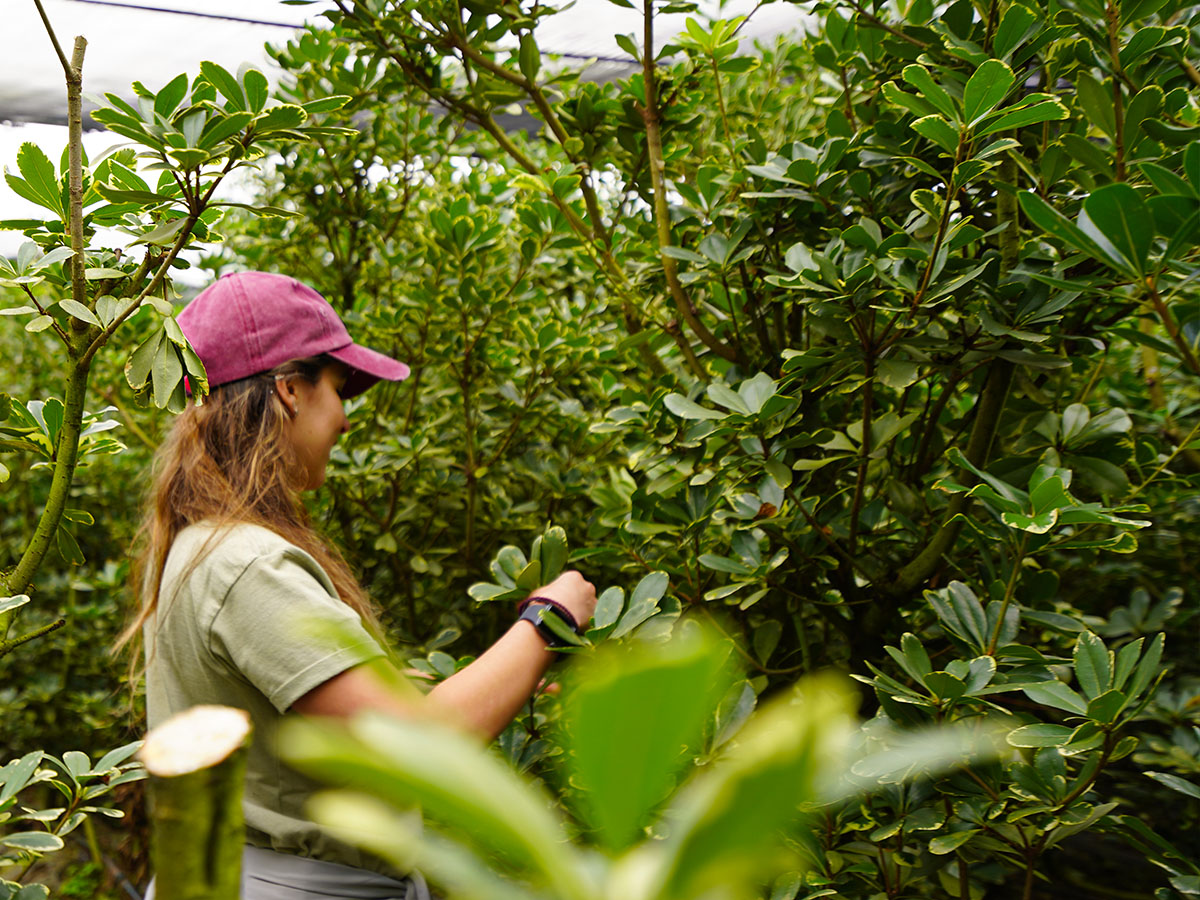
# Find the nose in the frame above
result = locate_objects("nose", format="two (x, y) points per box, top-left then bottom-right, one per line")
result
(340, 408), (350, 435)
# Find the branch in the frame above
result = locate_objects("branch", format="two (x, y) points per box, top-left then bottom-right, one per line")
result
(22, 284), (71, 345)
(1146, 281), (1200, 375)
(0, 617), (66, 660)
(640, 0), (738, 365)
(32, 0), (72, 74)
(82, 215), (198, 366)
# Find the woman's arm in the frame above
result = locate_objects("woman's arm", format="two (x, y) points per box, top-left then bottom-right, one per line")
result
(290, 571), (596, 740)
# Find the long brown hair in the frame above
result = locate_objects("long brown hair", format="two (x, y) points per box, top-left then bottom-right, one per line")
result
(116, 355), (378, 659)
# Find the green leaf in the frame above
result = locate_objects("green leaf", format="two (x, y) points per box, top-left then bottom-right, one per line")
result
(58, 299), (101, 328)
(301, 95), (351, 115)
(923, 671), (967, 702)
(1080, 183), (1153, 276)
(707, 381), (751, 414)
(610, 572), (669, 639)
(518, 33), (541, 81)
(993, 4), (1039, 58)
(125, 330), (161, 390)
(963, 59), (1014, 125)
(0, 594), (30, 615)
(901, 632), (932, 678)
(1023, 680), (1088, 715)
(242, 68), (269, 112)
(13, 143), (63, 217)
(929, 829), (979, 854)
(659, 675), (858, 900)
(615, 32), (640, 60)
(0, 751), (44, 805)
(1085, 688), (1126, 724)
(664, 393), (725, 420)
(154, 72), (189, 118)
(152, 334), (183, 408)
(282, 713), (582, 896)
(1112, 637), (1143, 692)
(591, 587), (625, 631)
(253, 105), (308, 134)
(911, 115), (960, 152)
(699, 554), (754, 575)
(94, 183), (173, 205)
(902, 65), (959, 121)
(977, 98), (1068, 135)
(1125, 632), (1164, 701)
(1073, 631), (1112, 700)
(926, 581), (989, 649)
(93, 741), (142, 773)
(562, 629), (733, 850)
(1146, 771), (1200, 801)
(40, 397), (64, 448)
(62, 750), (91, 780)
(467, 582), (514, 603)
(1021, 609), (1086, 633)
(537, 526), (568, 582)
(308, 794), (531, 900)
(881, 81), (938, 119)
(57, 524), (85, 566)
(1018, 191), (1125, 269)
(201, 61), (246, 109)
(738, 373), (777, 415)
(1007, 723), (1073, 747)
(0, 832), (64, 852)
(29, 246), (74, 271)
(198, 111), (255, 149)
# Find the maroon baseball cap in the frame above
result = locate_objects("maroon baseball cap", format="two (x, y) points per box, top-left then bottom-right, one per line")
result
(176, 271), (410, 398)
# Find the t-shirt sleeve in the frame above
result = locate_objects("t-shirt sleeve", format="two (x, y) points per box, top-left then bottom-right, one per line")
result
(208, 547), (386, 713)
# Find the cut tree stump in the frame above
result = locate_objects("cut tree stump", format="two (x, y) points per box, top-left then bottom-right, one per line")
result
(140, 705), (251, 900)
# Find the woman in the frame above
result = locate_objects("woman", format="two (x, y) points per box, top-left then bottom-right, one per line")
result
(122, 271), (596, 899)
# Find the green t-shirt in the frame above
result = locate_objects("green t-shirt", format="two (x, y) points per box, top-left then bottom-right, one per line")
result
(145, 521), (389, 871)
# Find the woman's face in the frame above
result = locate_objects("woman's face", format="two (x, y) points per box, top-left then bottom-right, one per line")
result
(285, 362), (351, 490)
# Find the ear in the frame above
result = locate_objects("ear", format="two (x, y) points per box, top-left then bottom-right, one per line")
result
(273, 374), (299, 418)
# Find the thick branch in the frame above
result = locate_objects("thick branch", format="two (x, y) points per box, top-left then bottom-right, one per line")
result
(66, 36), (88, 311)
(640, 0), (738, 365)
(7, 364), (90, 593)
(889, 358), (1014, 597)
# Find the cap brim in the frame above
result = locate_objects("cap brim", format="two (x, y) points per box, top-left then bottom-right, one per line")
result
(328, 343), (411, 398)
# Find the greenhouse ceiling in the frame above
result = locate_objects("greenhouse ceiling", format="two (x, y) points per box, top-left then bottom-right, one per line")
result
(3, 0), (810, 128)
(1, 0), (810, 255)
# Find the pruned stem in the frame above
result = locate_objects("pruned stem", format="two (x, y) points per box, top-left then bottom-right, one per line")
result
(66, 35), (88, 312)
(142, 706), (251, 900)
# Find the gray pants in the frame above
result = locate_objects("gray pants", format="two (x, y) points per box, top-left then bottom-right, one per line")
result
(145, 845), (432, 900)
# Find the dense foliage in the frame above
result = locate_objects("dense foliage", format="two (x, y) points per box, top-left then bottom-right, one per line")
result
(2, 0), (1200, 896)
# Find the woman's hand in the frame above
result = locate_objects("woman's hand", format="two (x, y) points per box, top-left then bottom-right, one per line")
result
(529, 570), (597, 630)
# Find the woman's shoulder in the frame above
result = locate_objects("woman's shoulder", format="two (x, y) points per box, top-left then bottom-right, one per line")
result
(180, 520), (297, 550)
(169, 520), (309, 578)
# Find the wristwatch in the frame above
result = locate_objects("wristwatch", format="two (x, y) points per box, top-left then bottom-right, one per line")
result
(518, 596), (582, 648)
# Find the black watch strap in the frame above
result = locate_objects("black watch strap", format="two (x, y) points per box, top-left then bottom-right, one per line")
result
(519, 601), (581, 648)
